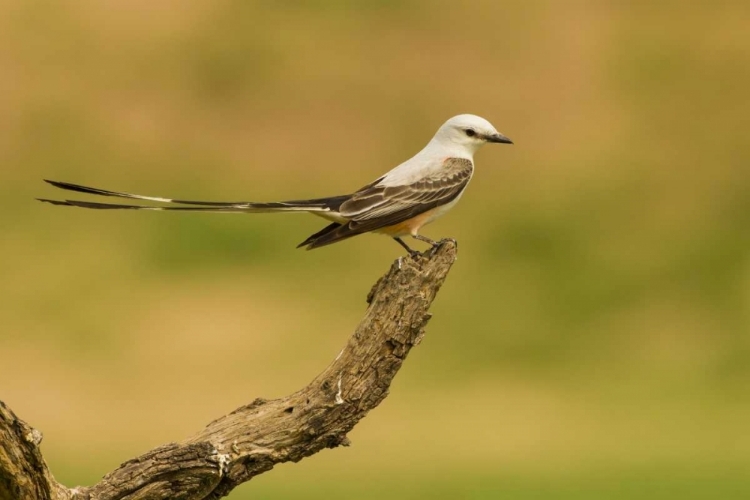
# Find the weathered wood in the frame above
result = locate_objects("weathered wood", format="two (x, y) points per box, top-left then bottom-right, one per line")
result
(0, 241), (457, 500)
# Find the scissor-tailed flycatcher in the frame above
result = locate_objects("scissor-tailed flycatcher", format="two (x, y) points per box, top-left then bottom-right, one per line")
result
(39, 114), (512, 254)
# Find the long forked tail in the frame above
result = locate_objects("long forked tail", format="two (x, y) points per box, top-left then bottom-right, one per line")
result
(38, 180), (348, 214)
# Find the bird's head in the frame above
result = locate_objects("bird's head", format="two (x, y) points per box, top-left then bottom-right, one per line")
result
(433, 114), (512, 155)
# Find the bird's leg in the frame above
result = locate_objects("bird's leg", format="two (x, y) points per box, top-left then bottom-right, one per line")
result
(393, 237), (419, 257)
(412, 234), (439, 248)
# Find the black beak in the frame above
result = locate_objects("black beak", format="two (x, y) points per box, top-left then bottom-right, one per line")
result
(486, 133), (513, 144)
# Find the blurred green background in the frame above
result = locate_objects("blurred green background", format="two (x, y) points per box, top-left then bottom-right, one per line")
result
(2, 1), (749, 498)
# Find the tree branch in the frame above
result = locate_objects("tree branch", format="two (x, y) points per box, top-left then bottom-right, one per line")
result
(0, 240), (458, 500)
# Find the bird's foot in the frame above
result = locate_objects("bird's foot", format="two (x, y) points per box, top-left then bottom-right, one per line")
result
(393, 237), (421, 259)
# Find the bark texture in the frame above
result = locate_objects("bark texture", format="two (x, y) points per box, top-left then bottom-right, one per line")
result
(0, 241), (458, 500)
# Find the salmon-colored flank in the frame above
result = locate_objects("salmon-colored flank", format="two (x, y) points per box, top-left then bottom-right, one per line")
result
(374, 207), (441, 237)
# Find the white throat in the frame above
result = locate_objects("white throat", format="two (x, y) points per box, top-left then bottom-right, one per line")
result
(427, 136), (480, 159)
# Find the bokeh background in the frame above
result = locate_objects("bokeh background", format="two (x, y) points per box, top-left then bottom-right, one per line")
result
(2, 1), (750, 498)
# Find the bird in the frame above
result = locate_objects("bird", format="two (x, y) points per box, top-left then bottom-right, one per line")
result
(39, 114), (512, 255)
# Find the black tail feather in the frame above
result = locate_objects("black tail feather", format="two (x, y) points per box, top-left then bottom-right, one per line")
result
(37, 198), (250, 211)
(43, 179), (252, 206)
(42, 179), (351, 211)
(40, 179), (368, 249)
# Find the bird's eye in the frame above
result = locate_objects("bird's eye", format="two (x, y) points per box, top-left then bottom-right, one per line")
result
(464, 129), (476, 137)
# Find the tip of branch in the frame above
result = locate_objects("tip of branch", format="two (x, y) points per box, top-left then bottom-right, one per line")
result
(367, 239), (458, 305)
(426, 238), (458, 258)
(396, 238), (458, 273)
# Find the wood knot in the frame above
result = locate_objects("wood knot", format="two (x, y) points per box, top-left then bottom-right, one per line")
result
(24, 428), (43, 446)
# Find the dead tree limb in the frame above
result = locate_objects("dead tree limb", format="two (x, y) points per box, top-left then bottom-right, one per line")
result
(0, 240), (458, 500)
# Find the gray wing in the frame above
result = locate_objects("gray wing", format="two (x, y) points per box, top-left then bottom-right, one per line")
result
(340, 157), (473, 230)
(300, 158), (472, 249)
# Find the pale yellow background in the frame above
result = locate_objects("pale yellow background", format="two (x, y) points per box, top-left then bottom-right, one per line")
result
(1, 2), (749, 498)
